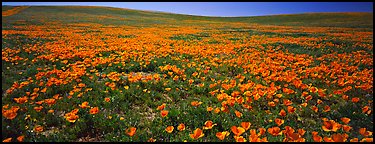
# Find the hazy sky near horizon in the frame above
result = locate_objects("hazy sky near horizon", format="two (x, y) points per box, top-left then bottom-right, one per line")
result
(2, 2), (373, 17)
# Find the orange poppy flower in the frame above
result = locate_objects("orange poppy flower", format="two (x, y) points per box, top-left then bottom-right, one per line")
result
(342, 125), (352, 132)
(249, 129), (261, 142)
(284, 132), (302, 142)
(283, 88), (294, 94)
(359, 128), (373, 137)
(214, 107), (220, 113)
(161, 110), (169, 117)
(44, 98), (56, 106)
(282, 126), (295, 136)
(236, 97), (244, 104)
(221, 106), (229, 113)
(34, 125), (44, 133)
(283, 99), (292, 106)
(53, 94), (60, 99)
(260, 137), (268, 142)
(231, 91), (241, 97)
(35, 100), (44, 105)
(231, 126), (245, 136)
(323, 137), (334, 142)
(33, 88), (40, 92)
(34, 106), (43, 112)
(276, 94), (283, 98)
(16, 135), (24, 142)
(351, 97), (360, 103)
(341, 117), (350, 124)
(268, 101), (276, 107)
(104, 97), (110, 102)
(14, 96), (28, 104)
(312, 131), (318, 135)
(313, 134), (323, 142)
(2, 106), (19, 120)
(89, 107), (99, 115)
(190, 128), (204, 140)
(362, 106), (370, 114)
(275, 118), (284, 126)
(177, 123), (185, 131)
(157, 103), (166, 111)
(126, 127), (136, 137)
(78, 83), (86, 88)
(360, 138), (373, 142)
(323, 105), (330, 112)
(279, 109), (286, 117)
(350, 138), (358, 142)
(40, 87), (47, 93)
(311, 106), (318, 113)
(322, 120), (341, 132)
(227, 99), (236, 107)
(267, 127), (282, 136)
(301, 91), (309, 97)
(191, 101), (202, 107)
(305, 95), (312, 101)
(309, 86), (318, 93)
(300, 103), (307, 107)
(241, 122), (251, 131)
(79, 101), (90, 109)
(188, 79), (194, 85)
(2, 138), (12, 142)
(165, 126), (174, 133)
(332, 133), (348, 142)
(298, 129), (305, 136)
(316, 99), (322, 104)
(258, 127), (266, 136)
(64, 112), (79, 123)
(287, 106), (296, 113)
(234, 136), (247, 142)
(235, 110), (243, 118)
(206, 106), (213, 112)
(216, 131), (230, 140)
(147, 138), (156, 142)
(321, 117), (329, 121)
(71, 108), (79, 114)
(203, 120), (217, 130)
(216, 93), (226, 101)
(342, 95), (349, 100)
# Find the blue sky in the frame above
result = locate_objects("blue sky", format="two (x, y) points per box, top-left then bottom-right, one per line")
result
(2, 2), (373, 17)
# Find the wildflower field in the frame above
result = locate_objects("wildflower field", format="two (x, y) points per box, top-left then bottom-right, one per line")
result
(2, 6), (373, 142)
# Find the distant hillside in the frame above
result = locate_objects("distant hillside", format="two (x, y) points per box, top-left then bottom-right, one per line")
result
(225, 12), (373, 28)
(2, 6), (373, 28)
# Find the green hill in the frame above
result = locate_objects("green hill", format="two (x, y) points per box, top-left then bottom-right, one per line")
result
(2, 6), (373, 28)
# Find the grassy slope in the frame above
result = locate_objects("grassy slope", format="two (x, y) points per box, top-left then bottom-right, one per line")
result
(224, 12), (373, 28)
(2, 6), (373, 28)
